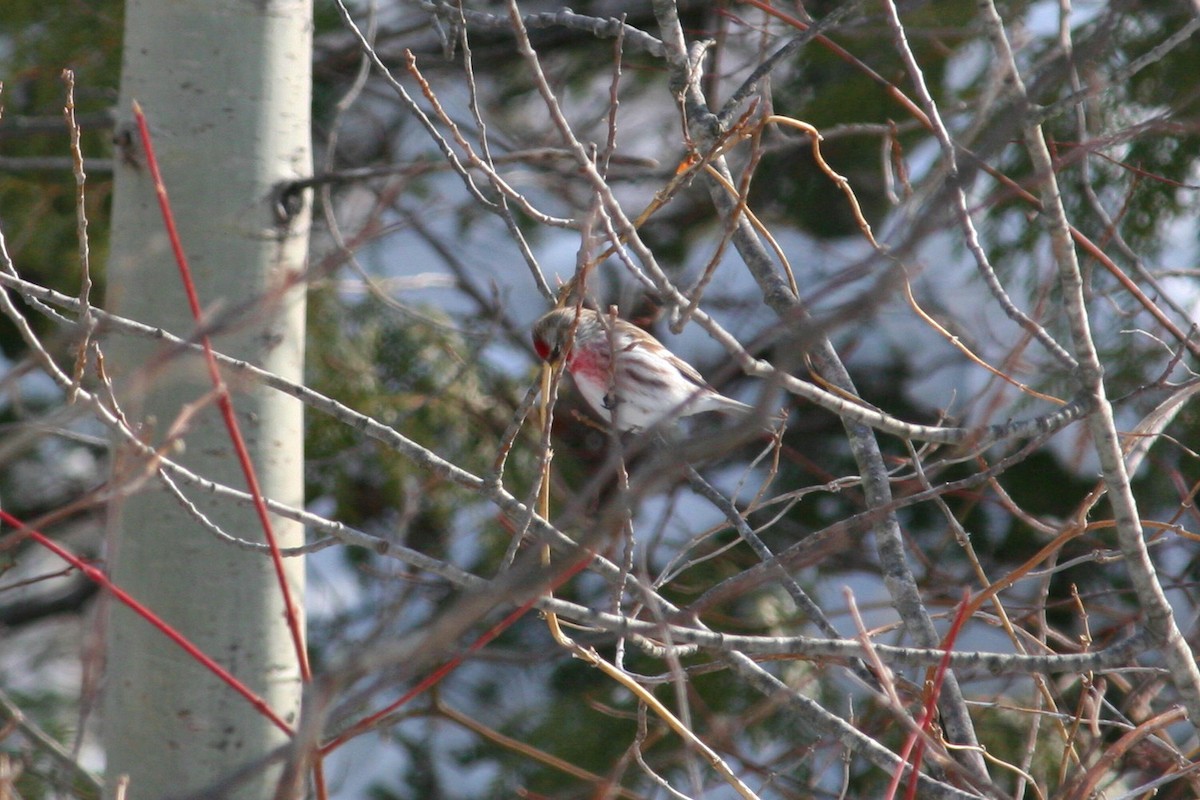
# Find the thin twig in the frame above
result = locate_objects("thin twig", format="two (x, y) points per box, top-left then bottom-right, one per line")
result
(62, 70), (95, 405)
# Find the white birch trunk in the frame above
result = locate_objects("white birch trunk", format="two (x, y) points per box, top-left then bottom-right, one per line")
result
(103, 1), (311, 797)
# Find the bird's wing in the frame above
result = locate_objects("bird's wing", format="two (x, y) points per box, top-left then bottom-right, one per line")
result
(622, 337), (710, 390)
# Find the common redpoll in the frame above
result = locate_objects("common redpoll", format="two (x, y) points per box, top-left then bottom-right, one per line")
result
(532, 306), (755, 432)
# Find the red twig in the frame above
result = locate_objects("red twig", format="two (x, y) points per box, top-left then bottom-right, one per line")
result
(320, 555), (593, 755)
(0, 509), (293, 735)
(130, 101), (311, 683)
(886, 589), (973, 800)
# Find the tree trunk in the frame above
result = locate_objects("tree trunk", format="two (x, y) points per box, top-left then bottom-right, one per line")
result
(103, 1), (310, 797)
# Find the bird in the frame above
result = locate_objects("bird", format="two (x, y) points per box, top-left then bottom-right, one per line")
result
(531, 306), (756, 432)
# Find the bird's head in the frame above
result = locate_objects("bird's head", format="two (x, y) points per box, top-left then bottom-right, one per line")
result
(532, 307), (590, 364)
